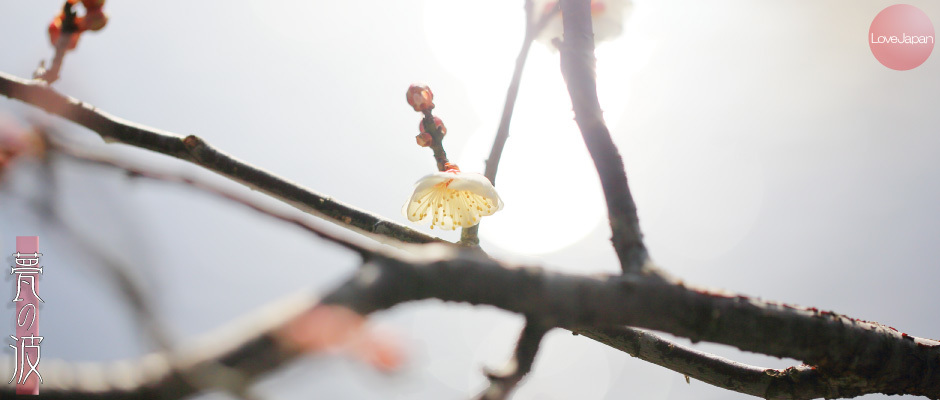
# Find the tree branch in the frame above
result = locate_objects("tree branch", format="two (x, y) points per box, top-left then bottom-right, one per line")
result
(0, 299), (309, 399)
(321, 250), (940, 399)
(557, 0), (649, 274)
(0, 71), (440, 246)
(578, 326), (882, 400)
(482, 1), (558, 186)
(2, 229), (936, 398)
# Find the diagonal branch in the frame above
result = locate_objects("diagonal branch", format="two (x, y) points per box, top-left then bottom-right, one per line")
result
(462, 1), (560, 246)
(482, 1), (559, 186)
(578, 326), (871, 400)
(0, 71), (440, 246)
(557, 0), (649, 274)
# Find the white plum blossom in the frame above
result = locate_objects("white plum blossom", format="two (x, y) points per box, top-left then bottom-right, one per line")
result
(402, 165), (503, 230)
(533, 0), (633, 47)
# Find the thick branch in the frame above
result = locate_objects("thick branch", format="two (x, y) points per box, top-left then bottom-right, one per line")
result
(323, 250), (940, 399)
(0, 71), (439, 246)
(557, 0), (648, 274)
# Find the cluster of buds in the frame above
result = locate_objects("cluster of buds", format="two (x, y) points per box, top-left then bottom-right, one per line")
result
(402, 84), (503, 230)
(406, 84), (447, 148)
(48, 0), (109, 51)
(416, 116), (446, 147)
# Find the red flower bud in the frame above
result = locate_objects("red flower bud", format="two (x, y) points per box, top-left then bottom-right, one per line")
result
(76, 9), (108, 31)
(419, 116), (446, 136)
(48, 14), (80, 50)
(406, 84), (434, 112)
(81, 0), (106, 11)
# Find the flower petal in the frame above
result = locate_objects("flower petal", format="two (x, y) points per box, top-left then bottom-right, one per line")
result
(402, 171), (503, 229)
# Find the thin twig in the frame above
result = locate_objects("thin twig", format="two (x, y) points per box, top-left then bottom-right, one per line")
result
(482, 2), (559, 186)
(461, 1), (560, 246)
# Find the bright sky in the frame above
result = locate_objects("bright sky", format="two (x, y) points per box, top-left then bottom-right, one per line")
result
(1, 1), (939, 399)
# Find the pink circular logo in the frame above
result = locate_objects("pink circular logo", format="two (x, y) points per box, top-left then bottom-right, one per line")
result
(869, 5), (935, 70)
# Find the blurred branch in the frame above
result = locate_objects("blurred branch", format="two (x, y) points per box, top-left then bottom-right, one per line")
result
(0, 304), (306, 399)
(0, 70), (441, 246)
(557, 0), (650, 274)
(47, 140), (372, 257)
(477, 319), (551, 400)
(41, 202), (262, 400)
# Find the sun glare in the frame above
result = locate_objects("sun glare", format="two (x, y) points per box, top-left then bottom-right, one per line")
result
(425, 0), (613, 255)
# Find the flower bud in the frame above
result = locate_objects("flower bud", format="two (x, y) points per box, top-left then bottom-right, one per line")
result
(406, 84), (434, 112)
(77, 9), (108, 31)
(81, 0), (106, 11)
(48, 14), (80, 50)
